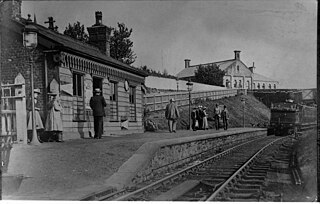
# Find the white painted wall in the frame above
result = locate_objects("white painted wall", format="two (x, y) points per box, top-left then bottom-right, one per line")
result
(145, 76), (227, 92)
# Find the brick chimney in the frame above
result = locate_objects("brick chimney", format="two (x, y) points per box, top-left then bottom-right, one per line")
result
(184, 59), (191, 68)
(0, 0), (22, 20)
(234, 50), (241, 60)
(87, 11), (111, 56)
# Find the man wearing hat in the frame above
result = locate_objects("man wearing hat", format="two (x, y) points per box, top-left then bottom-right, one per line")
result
(90, 88), (107, 139)
(165, 98), (180, 133)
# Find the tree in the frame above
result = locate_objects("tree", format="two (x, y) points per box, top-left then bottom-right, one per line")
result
(110, 23), (136, 65)
(162, 69), (169, 76)
(63, 21), (89, 42)
(194, 64), (225, 86)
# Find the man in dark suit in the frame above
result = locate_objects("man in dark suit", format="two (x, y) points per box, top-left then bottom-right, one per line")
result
(90, 88), (107, 139)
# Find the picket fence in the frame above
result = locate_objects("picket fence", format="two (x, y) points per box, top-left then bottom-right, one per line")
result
(144, 89), (245, 112)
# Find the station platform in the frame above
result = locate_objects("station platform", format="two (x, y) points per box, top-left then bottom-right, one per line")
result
(3, 127), (265, 200)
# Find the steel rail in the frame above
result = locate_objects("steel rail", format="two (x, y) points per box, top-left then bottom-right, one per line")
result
(114, 136), (268, 201)
(205, 136), (287, 201)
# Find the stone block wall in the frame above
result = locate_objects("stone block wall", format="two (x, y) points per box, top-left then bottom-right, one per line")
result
(132, 130), (266, 184)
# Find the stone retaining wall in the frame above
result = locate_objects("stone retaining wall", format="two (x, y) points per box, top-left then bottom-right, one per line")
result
(104, 129), (266, 190)
(132, 129), (266, 184)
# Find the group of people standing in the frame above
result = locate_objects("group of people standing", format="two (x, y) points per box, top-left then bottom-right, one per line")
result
(27, 89), (64, 143)
(164, 98), (230, 133)
(192, 103), (230, 131)
(191, 105), (209, 131)
(27, 87), (107, 143)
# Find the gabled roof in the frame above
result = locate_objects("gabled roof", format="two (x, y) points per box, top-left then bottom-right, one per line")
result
(176, 59), (237, 79)
(14, 18), (148, 77)
(252, 73), (278, 83)
(176, 66), (197, 79)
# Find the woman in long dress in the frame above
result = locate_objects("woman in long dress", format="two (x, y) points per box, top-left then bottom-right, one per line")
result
(45, 93), (64, 142)
(27, 89), (44, 143)
(202, 107), (209, 130)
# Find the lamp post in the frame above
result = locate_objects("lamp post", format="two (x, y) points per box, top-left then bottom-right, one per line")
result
(186, 80), (193, 130)
(23, 16), (40, 145)
(241, 97), (246, 128)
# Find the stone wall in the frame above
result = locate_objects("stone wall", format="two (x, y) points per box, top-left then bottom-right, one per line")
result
(132, 130), (265, 184)
(103, 129), (266, 189)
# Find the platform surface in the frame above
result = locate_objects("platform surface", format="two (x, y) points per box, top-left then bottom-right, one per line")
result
(3, 127), (264, 200)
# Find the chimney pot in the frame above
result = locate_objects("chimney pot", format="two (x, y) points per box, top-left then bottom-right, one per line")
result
(234, 50), (241, 60)
(95, 11), (103, 25)
(45, 17), (56, 30)
(184, 59), (191, 68)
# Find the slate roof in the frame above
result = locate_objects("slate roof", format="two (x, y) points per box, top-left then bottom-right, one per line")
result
(252, 73), (278, 83)
(177, 57), (278, 84)
(16, 18), (148, 77)
(176, 59), (236, 79)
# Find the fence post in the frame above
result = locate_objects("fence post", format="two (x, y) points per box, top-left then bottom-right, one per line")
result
(153, 95), (156, 111)
(14, 73), (27, 144)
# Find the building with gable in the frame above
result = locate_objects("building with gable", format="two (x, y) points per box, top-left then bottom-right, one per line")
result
(176, 50), (279, 90)
(1, 0), (148, 140)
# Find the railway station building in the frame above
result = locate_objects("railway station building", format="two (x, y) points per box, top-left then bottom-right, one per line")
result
(1, 0), (148, 140)
(176, 50), (279, 90)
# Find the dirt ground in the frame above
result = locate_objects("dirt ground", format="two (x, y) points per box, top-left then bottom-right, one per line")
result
(265, 129), (317, 202)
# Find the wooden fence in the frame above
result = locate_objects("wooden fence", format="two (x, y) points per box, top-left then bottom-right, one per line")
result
(1, 73), (27, 173)
(144, 89), (242, 112)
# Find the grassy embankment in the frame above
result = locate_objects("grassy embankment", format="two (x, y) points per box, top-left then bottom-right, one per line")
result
(145, 94), (271, 130)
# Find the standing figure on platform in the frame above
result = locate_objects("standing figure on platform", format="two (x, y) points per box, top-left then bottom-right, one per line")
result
(27, 89), (44, 143)
(221, 105), (230, 130)
(45, 92), (64, 142)
(214, 104), (221, 130)
(90, 88), (107, 139)
(198, 106), (204, 130)
(191, 107), (198, 131)
(165, 98), (180, 133)
(202, 107), (209, 130)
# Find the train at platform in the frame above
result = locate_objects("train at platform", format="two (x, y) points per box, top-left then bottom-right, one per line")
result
(267, 99), (317, 136)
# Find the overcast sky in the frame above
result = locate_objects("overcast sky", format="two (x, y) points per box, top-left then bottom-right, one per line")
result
(22, 0), (317, 89)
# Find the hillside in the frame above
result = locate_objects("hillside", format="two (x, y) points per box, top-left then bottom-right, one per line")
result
(144, 94), (271, 130)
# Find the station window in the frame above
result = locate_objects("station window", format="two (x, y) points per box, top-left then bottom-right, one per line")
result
(269, 84), (272, 89)
(274, 84), (276, 89)
(72, 72), (85, 121)
(239, 80), (242, 88)
(237, 65), (240, 72)
(109, 81), (118, 121)
(129, 86), (136, 121)
(73, 72), (83, 96)
(257, 83), (260, 89)
(262, 84), (265, 89)
(234, 80), (237, 88)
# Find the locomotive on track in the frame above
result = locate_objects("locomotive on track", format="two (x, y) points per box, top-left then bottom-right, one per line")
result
(267, 99), (317, 136)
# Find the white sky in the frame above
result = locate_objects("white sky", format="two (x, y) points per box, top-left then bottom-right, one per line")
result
(22, 0), (317, 89)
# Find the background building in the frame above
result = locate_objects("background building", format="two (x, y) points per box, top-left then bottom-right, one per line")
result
(176, 50), (279, 89)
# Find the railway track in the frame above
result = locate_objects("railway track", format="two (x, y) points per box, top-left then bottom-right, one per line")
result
(101, 135), (296, 201)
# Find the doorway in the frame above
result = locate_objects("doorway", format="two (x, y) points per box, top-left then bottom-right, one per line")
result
(93, 77), (103, 95)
